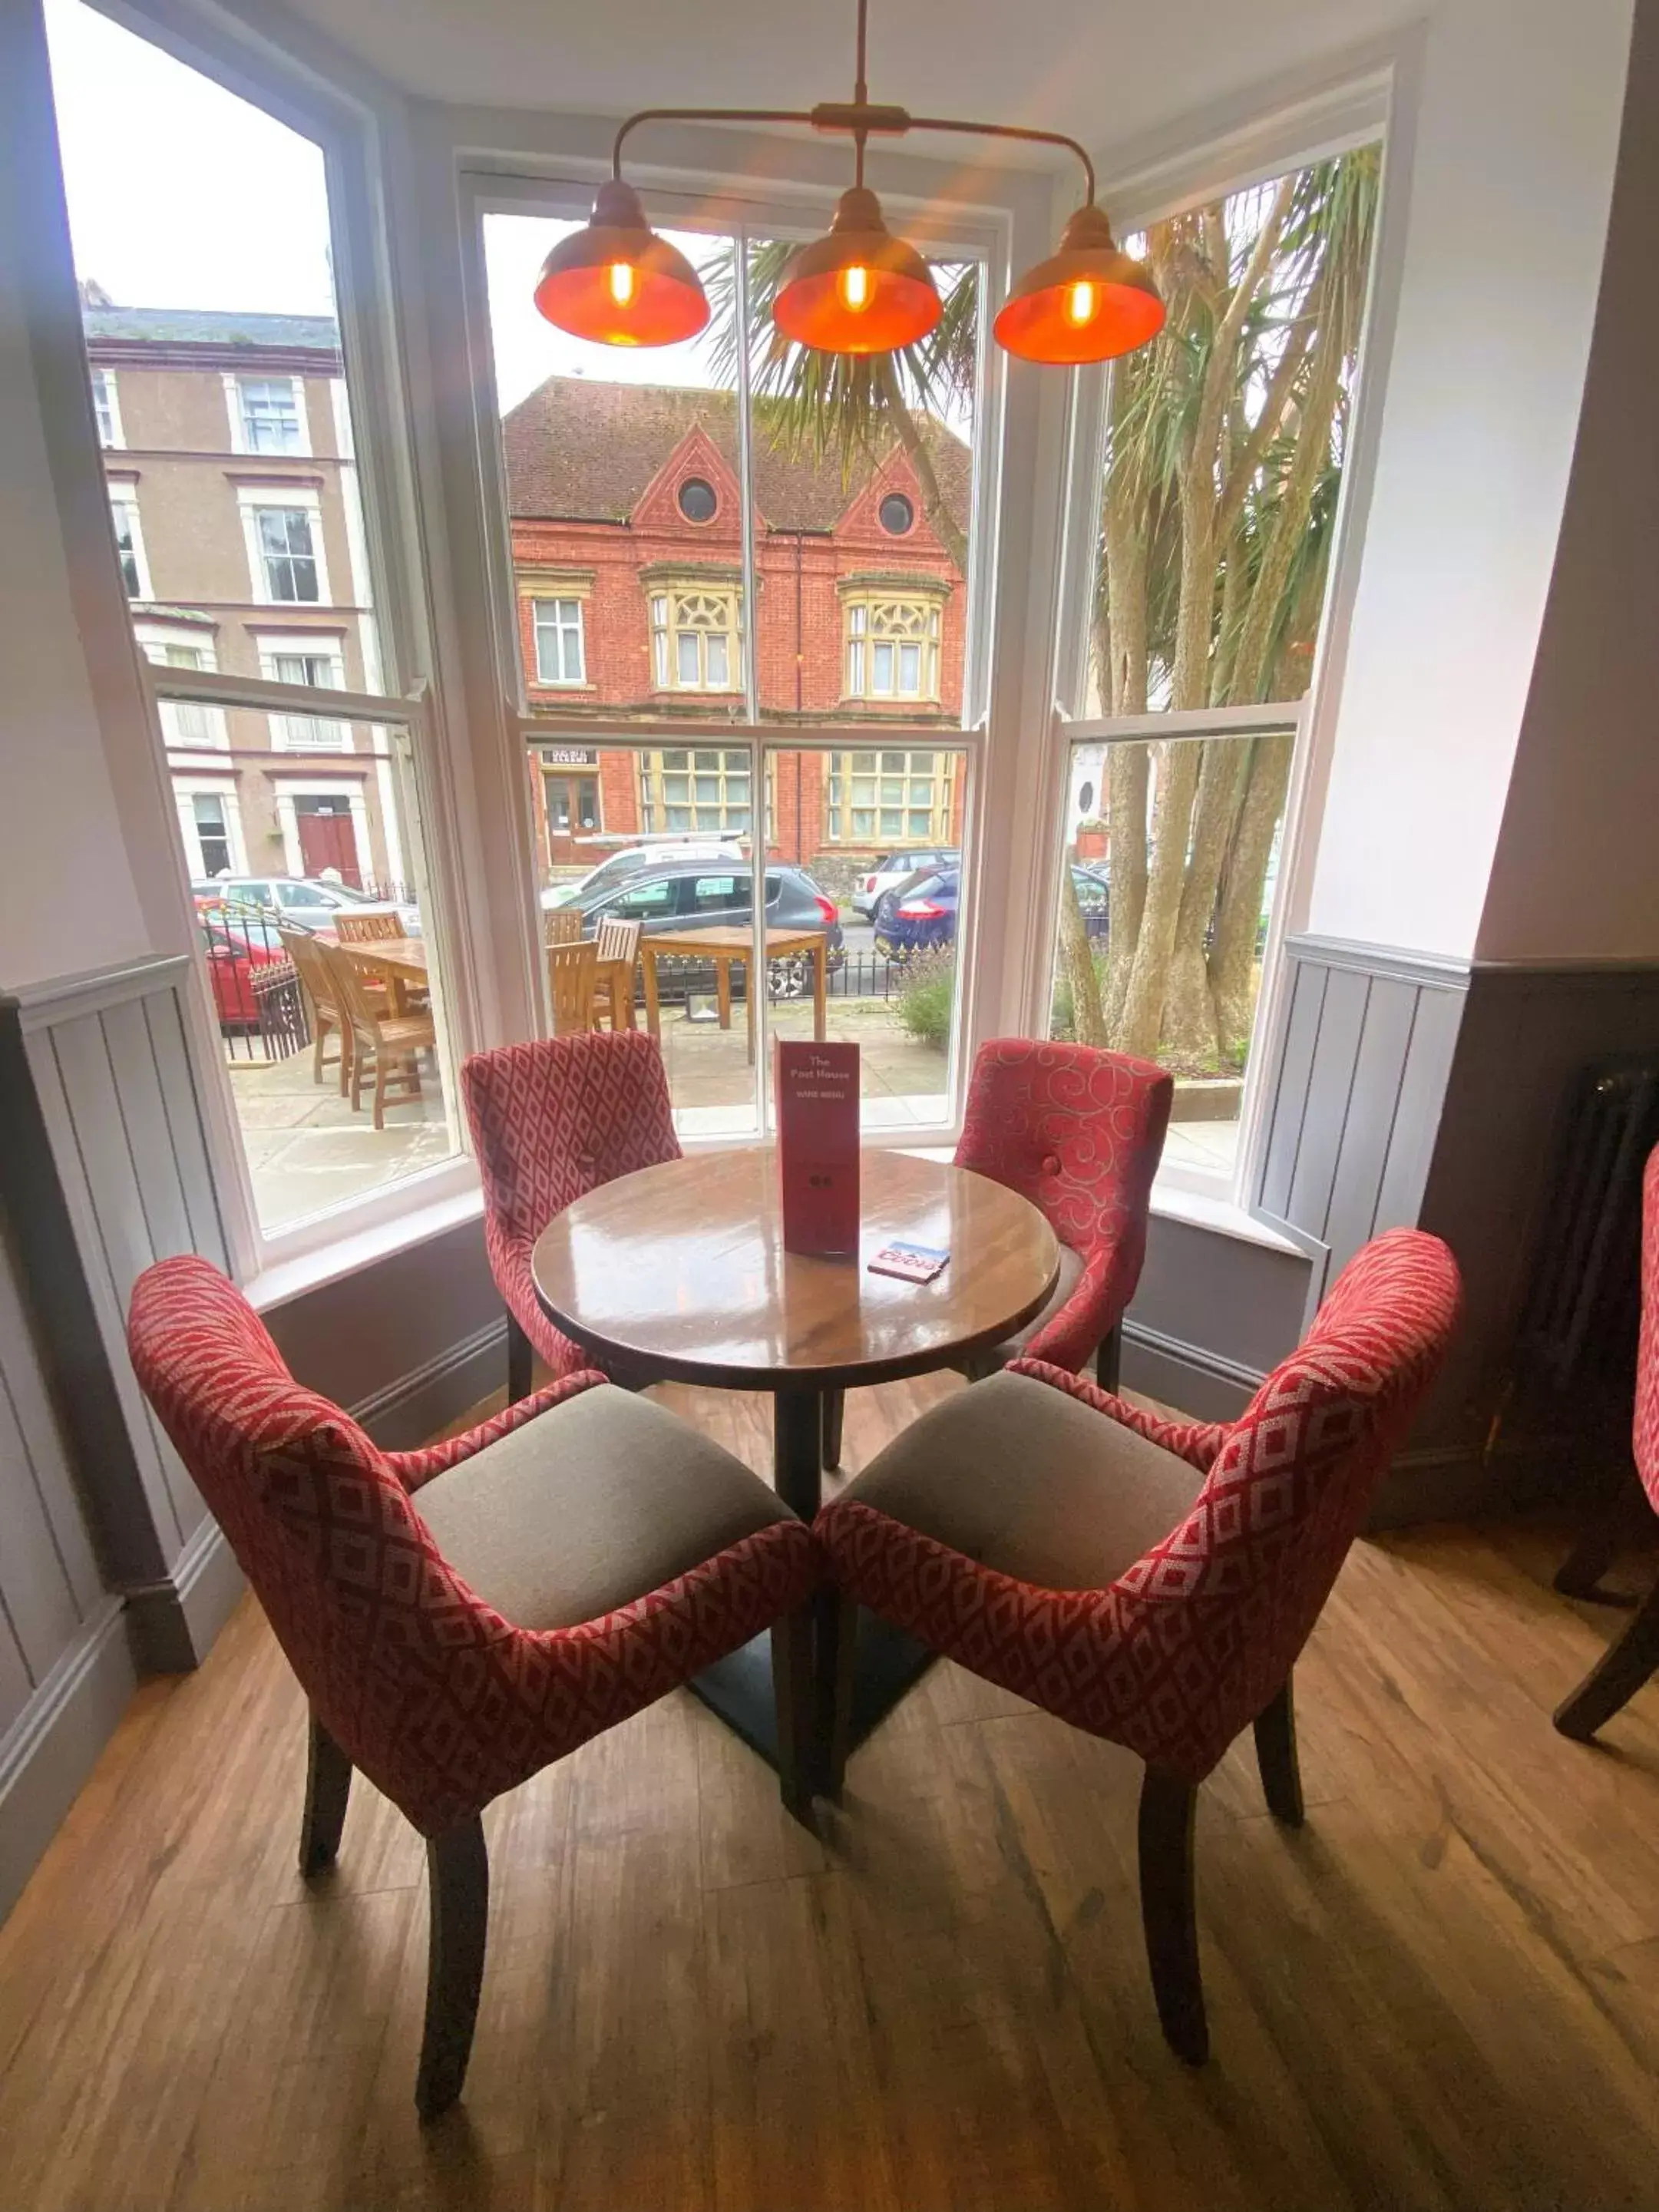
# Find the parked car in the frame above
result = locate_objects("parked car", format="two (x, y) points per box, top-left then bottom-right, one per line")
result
(875, 864), (1110, 957)
(579, 857), (844, 1000)
(851, 846), (960, 921)
(192, 874), (420, 936)
(543, 840), (745, 911)
(197, 907), (288, 1031)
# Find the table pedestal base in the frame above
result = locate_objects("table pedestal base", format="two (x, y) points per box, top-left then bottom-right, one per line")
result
(689, 1609), (934, 1774)
(689, 1381), (934, 1788)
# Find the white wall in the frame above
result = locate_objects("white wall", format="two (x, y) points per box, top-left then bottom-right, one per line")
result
(1306, 0), (1635, 958)
(0, 1), (155, 992)
(1476, 0), (1659, 962)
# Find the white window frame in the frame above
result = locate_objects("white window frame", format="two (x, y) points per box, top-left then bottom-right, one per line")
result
(238, 484), (331, 606)
(91, 363), (124, 448)
(136, 620), (227, 751)
(224, 371), (311, 457)
(174, 775), (247, 878)
(1032, 78), (1400, 1210)
(255, 629), (352, 751)
(531, 595), (586, 686)
(107, 483), (151, 600)
(649, 584), (744, 694)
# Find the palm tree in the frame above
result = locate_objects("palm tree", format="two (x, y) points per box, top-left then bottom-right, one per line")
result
(703, 241), (978, 572)
(702, 157), (1378, 1072)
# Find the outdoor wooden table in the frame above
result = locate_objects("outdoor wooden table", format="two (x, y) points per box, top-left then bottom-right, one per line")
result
(329, 932), (635, 1033)
(322, 933), (428, 1016)
(637, 926), (828, 1063)
(530, 1145), (1058, 1779)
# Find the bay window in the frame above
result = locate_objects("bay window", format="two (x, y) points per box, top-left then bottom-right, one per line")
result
(844, 595), (943, 703)
(650, 584), (742, 693)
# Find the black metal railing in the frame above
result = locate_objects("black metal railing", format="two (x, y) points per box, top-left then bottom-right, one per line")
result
(219, 959), (310, 1063)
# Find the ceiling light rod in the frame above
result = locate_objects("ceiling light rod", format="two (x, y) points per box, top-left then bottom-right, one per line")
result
(533, 0), (1161, 363)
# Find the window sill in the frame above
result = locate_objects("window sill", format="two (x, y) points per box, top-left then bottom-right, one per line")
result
(245, 1178), (484, 1314)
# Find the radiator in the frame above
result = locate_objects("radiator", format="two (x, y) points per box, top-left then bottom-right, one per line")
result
(1517, 1060), (1659, 1394)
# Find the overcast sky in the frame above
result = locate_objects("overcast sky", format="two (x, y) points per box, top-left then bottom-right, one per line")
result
(45, 0), (736, 414)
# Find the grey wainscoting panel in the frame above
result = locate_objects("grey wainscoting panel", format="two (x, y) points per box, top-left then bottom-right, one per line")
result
(1251, 937), (1472, 1289)
(18, 961), (229, 1560)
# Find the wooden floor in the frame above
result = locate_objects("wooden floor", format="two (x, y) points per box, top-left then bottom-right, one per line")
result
(2, 1371), (1658, 2212)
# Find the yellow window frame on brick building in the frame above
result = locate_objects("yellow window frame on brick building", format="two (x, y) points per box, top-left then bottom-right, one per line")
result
(825, 749), (954, 845)
(649, 584), (743, 693)
(639, 747), (771, 837)
(844, 595), (943, 703)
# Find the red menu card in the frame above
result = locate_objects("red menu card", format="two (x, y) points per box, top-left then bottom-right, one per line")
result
(775, 1041), (861, 1256)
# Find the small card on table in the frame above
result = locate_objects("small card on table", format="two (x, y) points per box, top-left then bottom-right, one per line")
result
(868, 1240), (950, 1285)
(775, 1040), (861, 1256)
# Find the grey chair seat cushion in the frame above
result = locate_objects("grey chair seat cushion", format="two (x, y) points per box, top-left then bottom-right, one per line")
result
(963, 1242), (1084, 1377)
(838, 1370), (1205, 1592)
(416, 1384), (796, 1632)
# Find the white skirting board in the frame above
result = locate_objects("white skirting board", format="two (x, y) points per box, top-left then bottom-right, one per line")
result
(0, 1599), (137, 1926)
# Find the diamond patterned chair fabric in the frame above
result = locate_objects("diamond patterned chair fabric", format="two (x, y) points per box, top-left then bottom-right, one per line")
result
(953, 1039), (1173, 1374)
(818, 1225), (1462, 1784)
(127, 1254), (818, 1839)
(1553, 1139), (1659, 1741)
(815, 1225), (1459, 2064)
(461, 1030), (681, 1384)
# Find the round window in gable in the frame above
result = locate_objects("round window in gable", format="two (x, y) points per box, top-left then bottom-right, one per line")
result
(878, 491), (915, 537)
(678, 477), (718, 524)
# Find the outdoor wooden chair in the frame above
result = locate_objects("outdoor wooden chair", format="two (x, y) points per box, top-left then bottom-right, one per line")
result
(548, 939), (599, 1037)
(333, 910), (403, 943)
(544, 905), (583, 946)
(591, 915), (641, 1030)
(319, 938), (436, 1129)
(279, 925), (350, 1091)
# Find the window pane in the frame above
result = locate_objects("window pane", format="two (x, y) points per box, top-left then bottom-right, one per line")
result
(48, 0), (457, 1238)
(1048, 731), (1292, 1185)
(676, 631), (700, 686)
(764, 747), (969, 1132)
(705, 633), (729, 687)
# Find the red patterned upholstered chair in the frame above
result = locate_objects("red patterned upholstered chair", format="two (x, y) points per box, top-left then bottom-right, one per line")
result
(461, 1030), (681, 1403)
(952, 1038), (1173, 1388)
(127, 1255), (820, 2118)
(1554, 1139), (1659, 1741)
(815, 1227), (1461, 2062)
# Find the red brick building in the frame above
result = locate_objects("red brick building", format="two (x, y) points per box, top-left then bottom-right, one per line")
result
(501, 377), (970, 880)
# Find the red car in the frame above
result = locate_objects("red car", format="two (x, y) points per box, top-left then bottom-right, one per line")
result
(197, 902), (287, 1030)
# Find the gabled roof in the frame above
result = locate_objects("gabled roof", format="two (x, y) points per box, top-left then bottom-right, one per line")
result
(501, 376), (971, 541)
(83, 306), (341, 355)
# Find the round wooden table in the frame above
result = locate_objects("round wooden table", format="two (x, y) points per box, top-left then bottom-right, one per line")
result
(531, 1146), (1059, 1772)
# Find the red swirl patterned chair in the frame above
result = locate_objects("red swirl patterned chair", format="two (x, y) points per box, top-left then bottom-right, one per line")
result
(127, 1255), (820, 2118)
(1554, 1139), (1659, 1741)
(952, 1038), (1173, 1387)
(462, 1030), (681, 1402)
(815, 1227), (1461, 2063)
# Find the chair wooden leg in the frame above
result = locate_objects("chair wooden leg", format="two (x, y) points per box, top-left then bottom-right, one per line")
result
(506, 1311), (534, 1405)
(771, 1605), (818, 1823)
(1095, 1320), (1123, 1395)
(821, 1388), (845, 1471)
(1253, 1676), (1304, 1826)
(416, 1816), (489, 2121)
(815, 1586), (858, 1800)
(1138, 1765), (1207, 2064)
(372, 1050), (388, 1132)
(1554, 1577), (1659, 1741)
(298, 1711), (352, 1876)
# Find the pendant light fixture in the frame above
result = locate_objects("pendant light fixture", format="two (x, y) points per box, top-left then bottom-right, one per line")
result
(533, 0), (1163, 367)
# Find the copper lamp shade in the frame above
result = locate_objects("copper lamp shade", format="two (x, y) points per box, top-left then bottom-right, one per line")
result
(533, 178), (711, 349)
(994, 203), (1165, 365)
(773, 186), (942, 355)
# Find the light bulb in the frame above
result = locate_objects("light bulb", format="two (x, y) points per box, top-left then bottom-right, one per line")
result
(607, 261), (638, 308)
(838, 264), (872, 312)
(1064, 279), (1097, 327)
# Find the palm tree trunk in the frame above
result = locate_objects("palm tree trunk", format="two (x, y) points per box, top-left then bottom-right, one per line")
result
(1208, 733), (1294, 1055)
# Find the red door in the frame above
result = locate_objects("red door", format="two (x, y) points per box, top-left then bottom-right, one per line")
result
(295, 802), (362, 888)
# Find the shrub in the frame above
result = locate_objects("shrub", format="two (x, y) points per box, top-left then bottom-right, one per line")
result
(894, 948), (955, 1051)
